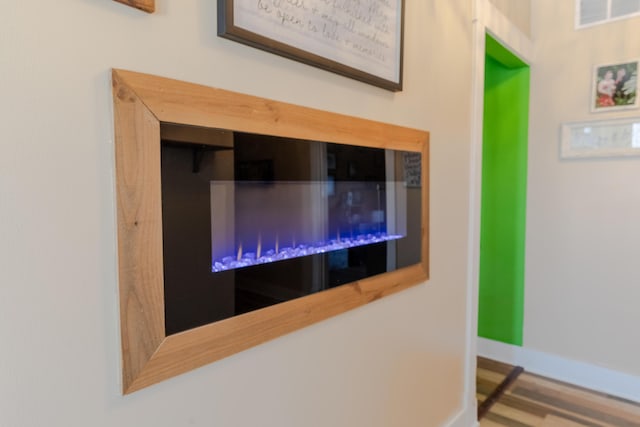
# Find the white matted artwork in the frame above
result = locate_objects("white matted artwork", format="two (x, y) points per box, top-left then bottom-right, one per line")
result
(560, 117), (640, 159)
(591, 60), (638, 113)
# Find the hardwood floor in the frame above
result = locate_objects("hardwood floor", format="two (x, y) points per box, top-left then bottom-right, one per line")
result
(477, 356), (640, 426)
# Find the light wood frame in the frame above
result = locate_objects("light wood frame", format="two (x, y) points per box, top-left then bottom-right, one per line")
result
(112, 68), (429, 394)
(113, 0), (154, 13)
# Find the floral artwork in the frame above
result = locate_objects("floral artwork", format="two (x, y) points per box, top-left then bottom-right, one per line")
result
(592, 60), (638, 112)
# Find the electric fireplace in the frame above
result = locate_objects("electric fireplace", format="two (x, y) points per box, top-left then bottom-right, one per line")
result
(113, 69), (428, 393)
(161, 126), (422, 335)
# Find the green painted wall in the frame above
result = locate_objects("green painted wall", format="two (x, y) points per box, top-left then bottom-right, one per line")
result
(478, 35), (530, 346)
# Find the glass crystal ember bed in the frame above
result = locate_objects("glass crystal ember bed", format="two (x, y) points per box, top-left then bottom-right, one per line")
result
(210, 181), (405, 272)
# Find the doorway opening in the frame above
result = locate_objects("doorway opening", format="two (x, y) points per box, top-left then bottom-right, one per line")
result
(477, 34), (530, 346)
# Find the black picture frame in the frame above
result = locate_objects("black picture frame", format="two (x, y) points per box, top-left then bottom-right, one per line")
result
(218, 0), (405, 91)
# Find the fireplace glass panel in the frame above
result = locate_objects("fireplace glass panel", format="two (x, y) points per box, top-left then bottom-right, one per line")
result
(161, 124), (422, 336)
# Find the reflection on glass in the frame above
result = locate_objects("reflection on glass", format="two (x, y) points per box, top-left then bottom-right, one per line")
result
(160, 124), (422, 335)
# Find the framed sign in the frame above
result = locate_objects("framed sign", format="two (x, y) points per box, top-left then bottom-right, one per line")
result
(403, 152), (421, 187)
(218, 0), (405, 91)
(591, 60), (638, 113)
(560, 117), (640, 159)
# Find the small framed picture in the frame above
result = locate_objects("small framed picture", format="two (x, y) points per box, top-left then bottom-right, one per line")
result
(591, 60), (638, 112)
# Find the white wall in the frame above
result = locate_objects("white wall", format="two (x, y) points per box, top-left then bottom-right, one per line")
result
(488, 0), (531, 37)
(526, 1), (640, 377)
(0, 1), (478, 426)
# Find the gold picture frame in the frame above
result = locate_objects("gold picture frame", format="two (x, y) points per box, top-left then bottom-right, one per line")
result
(113, 0), (154, 13)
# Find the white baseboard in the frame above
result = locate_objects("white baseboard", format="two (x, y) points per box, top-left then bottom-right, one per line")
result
(477, 337), (640, 403)
(442, 405), (479, 427)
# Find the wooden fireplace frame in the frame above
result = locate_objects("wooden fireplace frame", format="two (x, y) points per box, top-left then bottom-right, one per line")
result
(112, 69), (429, 394)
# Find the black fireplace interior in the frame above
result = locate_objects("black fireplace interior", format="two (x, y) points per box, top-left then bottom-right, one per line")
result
(160, 124), (422, 335)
